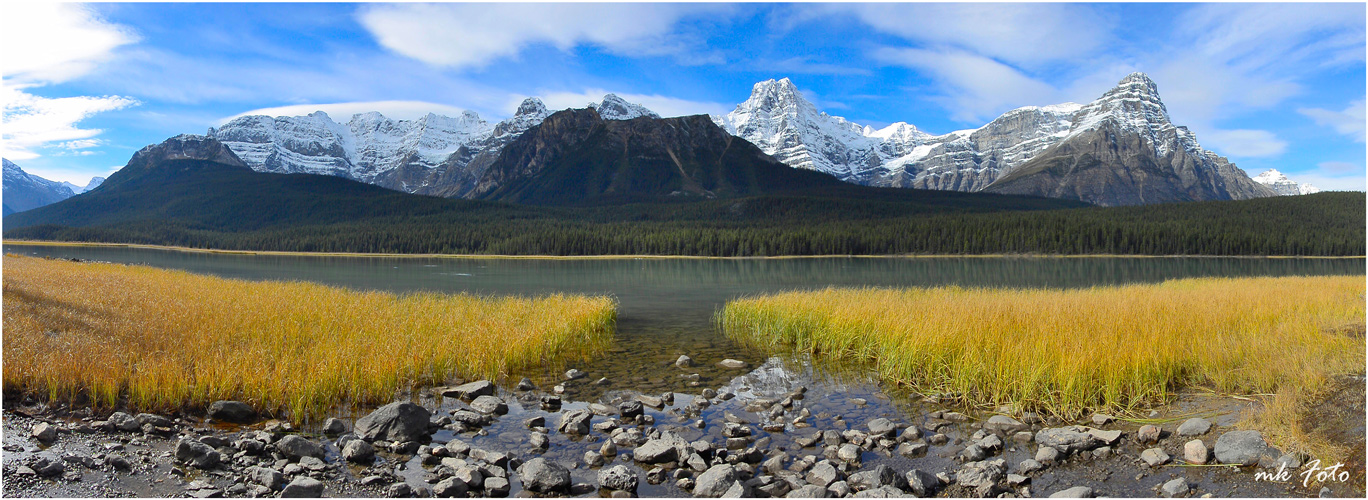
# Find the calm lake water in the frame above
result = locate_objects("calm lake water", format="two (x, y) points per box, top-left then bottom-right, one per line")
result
(6, 244), (1363, 497)
(5, 244), (1363, 394)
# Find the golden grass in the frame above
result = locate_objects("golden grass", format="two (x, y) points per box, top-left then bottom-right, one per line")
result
(3, 255), (616, 422)
(720, 276), (1365, 420)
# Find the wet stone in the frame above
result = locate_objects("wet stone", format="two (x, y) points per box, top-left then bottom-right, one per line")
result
(1140, 448), (1171, 466)
(469, 395), (508, 415)
(1137, 425), (1162, 444)
(1049, 486), (1094, 498)
(1184, 439), (1209, 465)
(1214, 430), (1268, 466)
(1178, 418), (1213, 437)
(1162, 477), (1190, 497)
(718, 359), (747, 369)
(207, 401), (256, 423)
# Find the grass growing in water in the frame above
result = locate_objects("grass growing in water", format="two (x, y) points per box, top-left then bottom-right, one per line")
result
(720, 276), (1364, 420)
(3, 255), (616, 422)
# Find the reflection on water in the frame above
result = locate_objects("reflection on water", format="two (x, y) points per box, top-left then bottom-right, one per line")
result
(4, 244), (1363, 393)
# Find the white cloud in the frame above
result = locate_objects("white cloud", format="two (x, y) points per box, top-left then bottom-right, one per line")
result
(1284, 171), (1366, 192)
(872, 48), (1058, 122)
(516, 90), (730, 118)
(218, 101), (479, 125)
(1, 86), (139, 161)
(59, 139), (103, 150)
(1198, 129), (1288, 158)
(1, 3), (138, 85)
(357, 3), (725, 70)
(818, 3), (1111, 66)
(1317, 161), (1363, 176)
(1299, 100), (1366, 142)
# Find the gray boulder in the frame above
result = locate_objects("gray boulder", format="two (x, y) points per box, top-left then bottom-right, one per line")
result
(1177, 418), (1212, 436)
(342, 439), (376, 463)
(1035, 427), (1102, 454)
(694, 464), (739, 497)
(30, 422), (56, 443)
(433, 477), (467, 498)
(442, 380), (494, 399)
(805, 461), (842, 487)
(1140, 447), (1171, 466)
(355, 401), (431, 443)
(207, 401), (256, 423)
(280, 476), (324, 497)
(955, 459), (1004, 489)
(275, 435), (325, 459)
(246, 466), (285, 491)
(1049, 486), (1094, 498)
(598, 464), (639, 491)
(788, 484), (832, 498)
(1214, 430), (1268, 466)
(904, 469), (941, 497)
(174, 438), (221, 469)
(108, 412), (140, 432)
(634, 433), (687, 464)
(1162, 477), (1190, 497)
(984, 415), (1028, 433)
(322, 418), (348, 435)
(517, 458), (571, 493)
(557, 409), (593, 435)
(469, 395), (508, 414)
(867, 418), (897, 437)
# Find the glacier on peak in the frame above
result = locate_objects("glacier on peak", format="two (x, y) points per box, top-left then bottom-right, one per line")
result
(1253, 169), (1321, 195)
(208, 94), (658, 196)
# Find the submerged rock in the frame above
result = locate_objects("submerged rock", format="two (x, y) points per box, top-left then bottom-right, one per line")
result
(718, 359), (748, 369)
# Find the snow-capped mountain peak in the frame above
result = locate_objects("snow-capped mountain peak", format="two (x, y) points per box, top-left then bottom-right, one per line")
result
(208, 94), (659, 196)
(590, 94), (659, 120)
(1253, 169), (1321, 195)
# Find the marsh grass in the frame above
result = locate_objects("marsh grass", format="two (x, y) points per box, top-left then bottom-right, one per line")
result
(720, 276), (1364, 422)
(3, 255), (616, 422)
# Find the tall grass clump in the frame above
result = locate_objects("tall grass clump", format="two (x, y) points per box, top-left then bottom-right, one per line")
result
(3, 255), (615, 422)
(720, 276), (1364, 419)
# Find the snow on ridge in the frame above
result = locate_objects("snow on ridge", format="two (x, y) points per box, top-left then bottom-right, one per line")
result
(1253, 169), (1321, 196)
(210, 95), (658, 188)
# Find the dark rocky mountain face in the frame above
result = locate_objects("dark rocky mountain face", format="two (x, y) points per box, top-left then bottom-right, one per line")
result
(102, 134), (251, 190)
(470, 109), (845, 205)
(983, 74), (1277, 206)
(983, 122), (1276, 206)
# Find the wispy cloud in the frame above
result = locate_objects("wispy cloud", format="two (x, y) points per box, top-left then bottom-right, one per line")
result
(755, 57), (872, 76)
(1, 3), (138, 85)
(872, 48), (1058, 122)
(812, 3), (1112, 66)
(1, 3), (140, 161)
(1198, 129), (1288, 158)
(357, 3), (729, 70)
(1299, 100), (1366, 142)
(1, 86), (139, 161)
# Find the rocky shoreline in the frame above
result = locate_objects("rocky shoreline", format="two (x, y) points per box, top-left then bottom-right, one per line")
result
(3, 360), (1359, 498)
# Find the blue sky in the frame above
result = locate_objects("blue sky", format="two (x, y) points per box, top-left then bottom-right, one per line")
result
(3, 2), (1364, 191)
